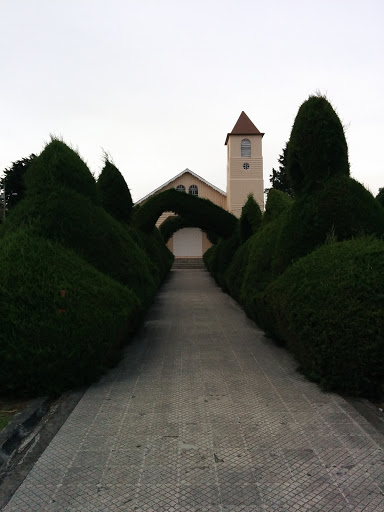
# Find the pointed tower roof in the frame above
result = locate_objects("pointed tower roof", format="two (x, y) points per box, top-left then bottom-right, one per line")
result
(225, 111), (264, 145)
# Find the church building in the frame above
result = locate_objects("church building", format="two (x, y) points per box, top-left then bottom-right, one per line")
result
(136, 111), (264, 257)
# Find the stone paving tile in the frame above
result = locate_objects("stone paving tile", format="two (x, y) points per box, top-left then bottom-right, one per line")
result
(3, 269), (384, 511)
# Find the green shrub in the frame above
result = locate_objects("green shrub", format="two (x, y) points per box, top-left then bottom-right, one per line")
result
(134, 188), (237, 238)
(239, 190), (293, 321)
(287, 94), (350, 195)
(3, 186), (157, 308)
(97, 160), (133, 223)
(263, 237), (384, 397)
(0, 230), (139, 395)
(273, 175), (384, 276)
(130, 227), (174, 284)
(206, 228), (241, 291)
(225, 237), (253, 302)
(239, 194), (262, 243)
(25, 138), (98, 203)
(263, 189), (294, 225)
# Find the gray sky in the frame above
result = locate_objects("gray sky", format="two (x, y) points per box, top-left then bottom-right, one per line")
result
(1, 0), (383, 202)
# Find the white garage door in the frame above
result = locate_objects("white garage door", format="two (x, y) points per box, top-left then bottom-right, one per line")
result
(173, 228), (203, 257)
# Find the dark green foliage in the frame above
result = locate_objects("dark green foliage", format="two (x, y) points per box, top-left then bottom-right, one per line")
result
(263, 189), (294, 225)
(239, 194), (262, 243)
(263, 238), (384, 397)
(130, 227), (174, 284)
(97, 160), (133, 223)
(204, 227), (241, 291)
(273, 175), (384, 276)
(134, 188), (237, 238)
(238, 189), (293, 321)
(225, 237), (253, 302)
(0, 154), (36, 211)
(25, 139), (98, 203)
(287, 95), (350, 195)
(159, 215), (195, 243)
(376, 187), (384, 208)
(3, 186), (157, 308)
(0, 230), (139, 395)
(267, 142), (294, 197)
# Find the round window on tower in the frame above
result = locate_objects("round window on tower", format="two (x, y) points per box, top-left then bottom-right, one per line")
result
(243, 163), (250, 170)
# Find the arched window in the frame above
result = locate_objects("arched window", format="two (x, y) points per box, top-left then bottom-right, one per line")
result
(176, 184), (186, 192)
(189, 184), (198, 196)
(241, 139), (251, 158)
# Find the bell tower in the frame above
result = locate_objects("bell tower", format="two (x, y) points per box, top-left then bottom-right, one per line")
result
(225, 111), (264, 217)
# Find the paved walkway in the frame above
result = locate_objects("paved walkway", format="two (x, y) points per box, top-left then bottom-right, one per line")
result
(4, 270), (384, 511)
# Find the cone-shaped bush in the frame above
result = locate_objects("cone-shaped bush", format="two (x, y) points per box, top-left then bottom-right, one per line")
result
(25, 139), (98, 202)
(97, 160), (133, 223)
(264, 237), (384, 397)
(0, 229), (139, 395)
(3, 186), (158, 308)
(287, 95), (349, 195)
(239, 194), (262, 243)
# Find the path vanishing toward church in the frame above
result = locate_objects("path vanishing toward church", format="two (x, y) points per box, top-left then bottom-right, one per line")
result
(4, 268), (384, 511)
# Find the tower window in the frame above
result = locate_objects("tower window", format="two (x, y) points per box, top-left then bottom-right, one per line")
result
(241, 139), (251, 158)
(189, 184), (198, 196)
(176, 184), (186, 192)
(243, 163), (250, 170)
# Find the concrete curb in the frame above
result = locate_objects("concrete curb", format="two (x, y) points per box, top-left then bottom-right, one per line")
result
(0, 397), (51, 469)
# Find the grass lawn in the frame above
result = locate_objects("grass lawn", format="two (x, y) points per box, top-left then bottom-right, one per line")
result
(0, 398), (29, 431)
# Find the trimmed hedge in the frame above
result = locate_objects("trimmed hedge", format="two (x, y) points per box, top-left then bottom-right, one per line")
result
(130, 226), (174, 285)
(263, 237), (384, 397)
(159, 215), (195, 243)
(25, 139), (98, 203)
(0, 230), (139, 395)
(134, 188), (237, 238)
(273, 175), (384, 276)
(239, 190), (293, 322)
(3, 186), (158, 308)
(287, 95), (350, 195)
(97, 160), (133, 223)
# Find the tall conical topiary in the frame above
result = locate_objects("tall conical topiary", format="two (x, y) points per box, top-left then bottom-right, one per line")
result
(239, 194), (262, 243)
(287, 95), (350, 195)
(97, 159), (133, 223)
(25, 138), (98, 202)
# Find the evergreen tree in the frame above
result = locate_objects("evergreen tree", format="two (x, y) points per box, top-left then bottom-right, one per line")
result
(0, 154), (36, 212)
(267, 142), (294, 197)
(376, 187), (384, 207)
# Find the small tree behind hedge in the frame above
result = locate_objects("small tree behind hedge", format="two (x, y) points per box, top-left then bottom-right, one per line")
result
(0, 154), (36, 211)
(287, 95), (350, 195)
(97, 159), (133, 223)
(376, 187), (384, 208)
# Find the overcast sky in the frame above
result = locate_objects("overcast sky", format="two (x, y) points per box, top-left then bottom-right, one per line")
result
(1, 0), (383, 202)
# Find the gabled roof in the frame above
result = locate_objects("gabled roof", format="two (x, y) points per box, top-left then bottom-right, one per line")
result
(136, 168), (226, 204)
(225, 111), (264, 145)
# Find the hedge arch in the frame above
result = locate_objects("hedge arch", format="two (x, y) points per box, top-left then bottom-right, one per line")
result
(134, 189), (238, 238)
